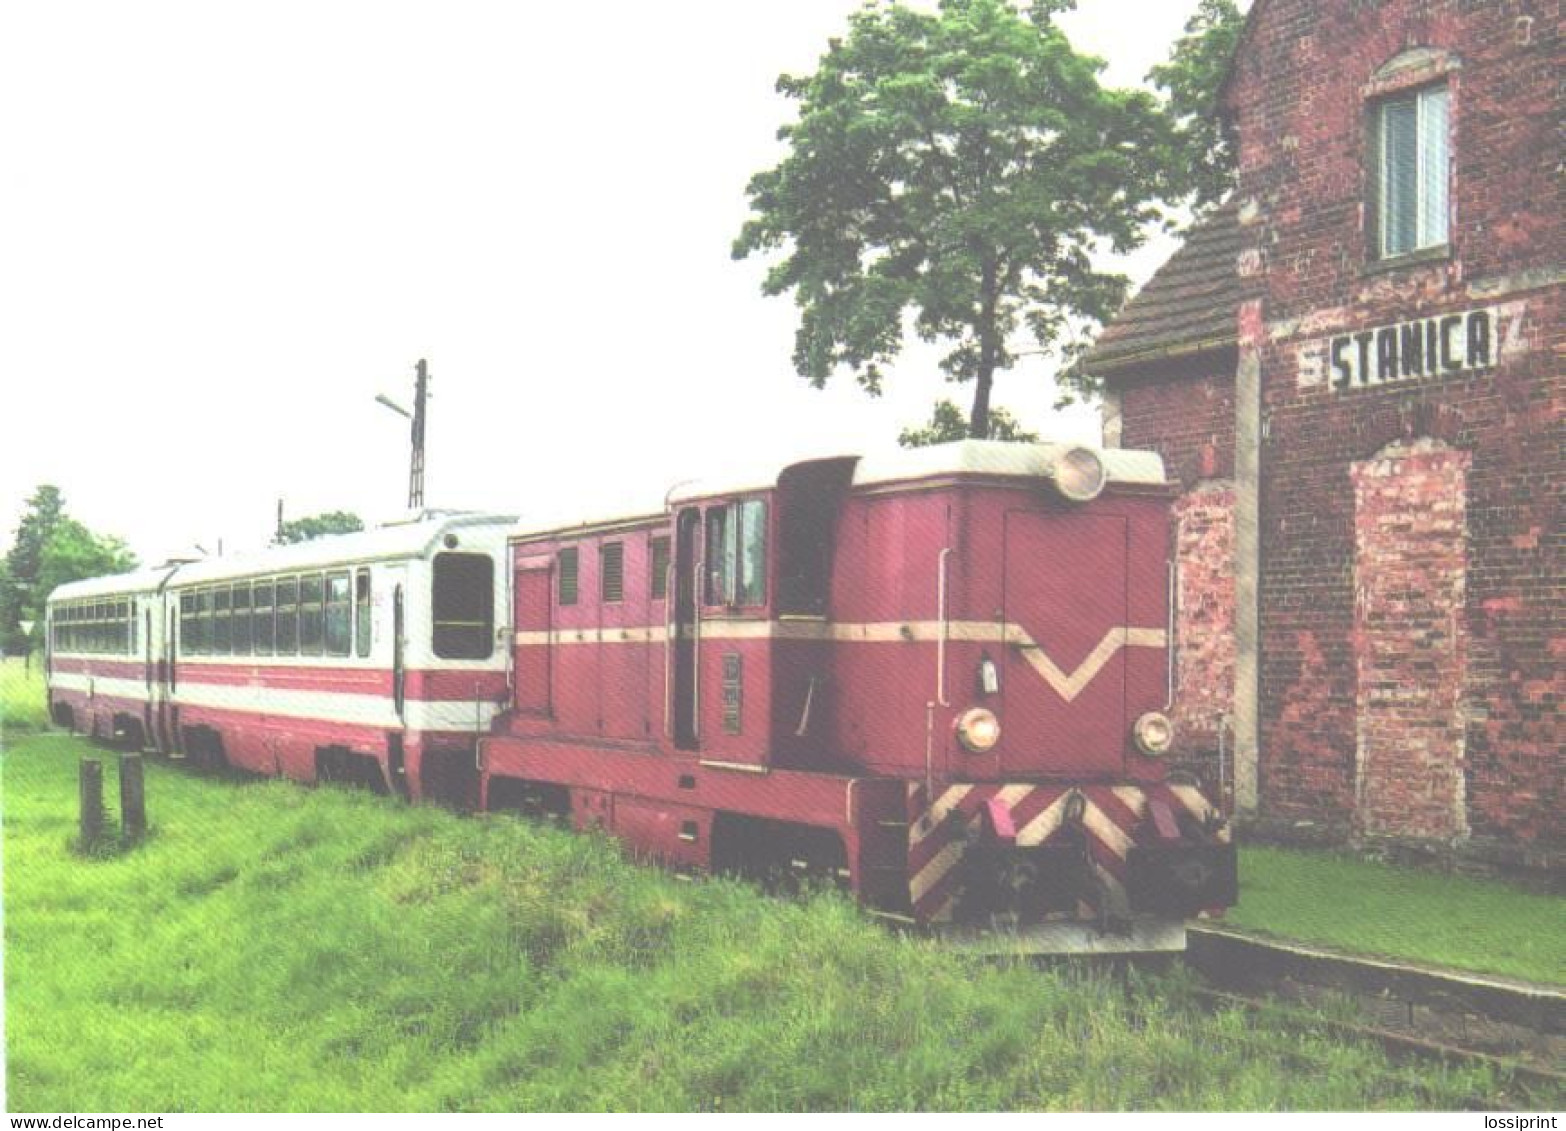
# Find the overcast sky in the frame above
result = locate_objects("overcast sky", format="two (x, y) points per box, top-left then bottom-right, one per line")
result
(1, 1), (1219, 564)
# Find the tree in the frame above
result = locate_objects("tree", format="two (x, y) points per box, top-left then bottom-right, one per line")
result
(2, 485), (66, 654)
(1, 486), (136, 654)
(734, 0), (1171, 435)
(898, 398), (1039, 447)
(35, 520), (137, 609)
(273, 510), (365, 545)
(1147, 0), (1245, 215)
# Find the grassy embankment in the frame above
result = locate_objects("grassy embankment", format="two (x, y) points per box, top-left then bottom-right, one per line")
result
(1227, 845), (1564, 984)
(0, 656), (49, 735)
(5, 653), (1558, 984)
(3, 731), (1523, 1113)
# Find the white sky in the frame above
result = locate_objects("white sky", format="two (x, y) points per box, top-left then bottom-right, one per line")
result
(1, 1), (1215, 564)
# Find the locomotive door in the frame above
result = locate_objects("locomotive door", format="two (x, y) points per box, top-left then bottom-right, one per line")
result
(513, 558), (551, 715)
(1001, 510), (1129, 777)
(672, 507), (701, 749)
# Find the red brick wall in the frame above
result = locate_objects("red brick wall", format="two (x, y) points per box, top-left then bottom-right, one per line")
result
(1172, 485), (1237, 780)
(1227, 0), (1562, 866)
(1114, 354), (1238, 492)
(1107, 358), (1240, 795)
(1351, 439), (1470, 842)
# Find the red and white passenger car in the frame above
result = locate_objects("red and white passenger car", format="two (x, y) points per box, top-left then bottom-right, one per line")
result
(46, 512), (514, 801)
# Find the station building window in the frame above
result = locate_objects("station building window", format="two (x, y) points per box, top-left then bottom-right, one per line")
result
(1371, 83), (1448, 259)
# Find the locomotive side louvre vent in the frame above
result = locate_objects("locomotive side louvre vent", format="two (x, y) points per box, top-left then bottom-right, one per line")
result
(601, 542), (624, 603)
(650, 535), (670, 600)
(558, 548), (579, 606)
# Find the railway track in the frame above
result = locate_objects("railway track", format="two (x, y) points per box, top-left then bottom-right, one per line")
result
(1183, 925), (1565, 1109)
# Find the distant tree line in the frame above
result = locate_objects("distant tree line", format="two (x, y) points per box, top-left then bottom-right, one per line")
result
(1, 485), (137, 655)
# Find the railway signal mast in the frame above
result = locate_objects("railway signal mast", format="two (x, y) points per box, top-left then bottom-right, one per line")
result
(375, 358), (430, 511)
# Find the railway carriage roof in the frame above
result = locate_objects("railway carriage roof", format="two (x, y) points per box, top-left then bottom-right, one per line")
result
(48, 512), (517, 603)
(48, 563), (184, 603)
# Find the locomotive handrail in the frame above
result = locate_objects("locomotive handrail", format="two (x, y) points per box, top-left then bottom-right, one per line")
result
(936, 547), (953, 707)
(794, 675), (818, 737)
(692, 555), (703, 741)
(1165, 559), (1177, 710)
(663, 562), (676, 738)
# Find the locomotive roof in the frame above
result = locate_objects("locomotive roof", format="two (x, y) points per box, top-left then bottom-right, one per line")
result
(47, 511), (517, 603)
(664, 439), (1167, 505)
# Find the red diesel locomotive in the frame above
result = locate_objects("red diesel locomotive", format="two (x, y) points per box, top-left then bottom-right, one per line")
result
(45, 439), (1235, 950)
(483, 439), (1235, 950)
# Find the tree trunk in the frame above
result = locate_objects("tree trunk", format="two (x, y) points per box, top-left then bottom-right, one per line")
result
(969, 364), (994, 440)
(970, 261), (999, 439)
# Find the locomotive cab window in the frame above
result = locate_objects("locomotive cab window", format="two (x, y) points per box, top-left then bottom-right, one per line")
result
(704, 500), (767, 607)
(432, 552), (494, 659)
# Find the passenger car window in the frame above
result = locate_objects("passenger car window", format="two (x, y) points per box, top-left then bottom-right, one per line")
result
(432, 552), (494, 659)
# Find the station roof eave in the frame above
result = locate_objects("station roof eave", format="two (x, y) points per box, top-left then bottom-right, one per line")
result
(1082, 196), (1242, 382)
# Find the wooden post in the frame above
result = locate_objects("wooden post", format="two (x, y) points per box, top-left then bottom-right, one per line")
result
(120, 753), (146, 841)
(79, 758), (104, 850)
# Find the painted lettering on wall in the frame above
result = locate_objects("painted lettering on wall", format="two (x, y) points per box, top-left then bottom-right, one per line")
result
(1327, 308), (1495, 392)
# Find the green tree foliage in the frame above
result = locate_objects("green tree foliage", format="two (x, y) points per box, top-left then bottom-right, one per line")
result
(36, 520), (137, 608)
(274, 511), (365, 546)
(1147, 0), (1245, 215)
(898, 398), (1039, 448)
(734, 0), (1171, 434)
(1, 486), (136, 654)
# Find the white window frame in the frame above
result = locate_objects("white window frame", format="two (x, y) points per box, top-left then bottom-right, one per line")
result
(1374, 84), (1449, 260)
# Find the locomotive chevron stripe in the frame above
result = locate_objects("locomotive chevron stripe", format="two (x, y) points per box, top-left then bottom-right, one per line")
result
(905, 782), (1166, 924)
(1165, 782), (1232, 842)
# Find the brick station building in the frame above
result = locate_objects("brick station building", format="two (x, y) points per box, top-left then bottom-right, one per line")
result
(1086, 0), (1561, 873)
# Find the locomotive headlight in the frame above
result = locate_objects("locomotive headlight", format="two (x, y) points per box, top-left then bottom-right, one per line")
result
(956, 707), (1001, 753)
(1051, 446), (1107, 503)
(1133, 711), (1175, 757)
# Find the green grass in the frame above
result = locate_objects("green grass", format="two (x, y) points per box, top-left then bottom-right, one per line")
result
(0, 657), (48, 736)
(1228, 845), (1564, 985)
(3, 734), (1524, 1112)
